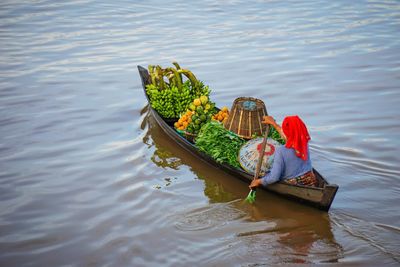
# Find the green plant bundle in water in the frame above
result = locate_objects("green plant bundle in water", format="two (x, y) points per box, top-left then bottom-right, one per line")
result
(195, 121), (246, 168)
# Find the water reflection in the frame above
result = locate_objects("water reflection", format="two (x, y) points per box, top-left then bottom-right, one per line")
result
(142, 108), (183, 171)
(142, 108), (344, 263)
(278, 222), (343, 264)
(234, 200), (344, 264)
(150, 148), (182, 171)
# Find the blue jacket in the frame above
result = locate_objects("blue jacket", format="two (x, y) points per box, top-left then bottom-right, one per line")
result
(261, 145), (312, 186)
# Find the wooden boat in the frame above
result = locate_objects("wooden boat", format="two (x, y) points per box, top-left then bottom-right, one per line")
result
(138, 65), (338, 211)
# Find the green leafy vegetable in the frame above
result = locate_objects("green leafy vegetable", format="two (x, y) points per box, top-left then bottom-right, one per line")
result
(250, 125), (285, 145)
(195, 122), (246, 168)
(268, 126), (285, 145)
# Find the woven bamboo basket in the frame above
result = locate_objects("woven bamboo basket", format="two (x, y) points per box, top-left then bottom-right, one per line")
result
(224, 97), (268, 139)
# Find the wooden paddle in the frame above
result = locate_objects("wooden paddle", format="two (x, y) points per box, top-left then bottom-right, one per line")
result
(245, 125), (269, 203)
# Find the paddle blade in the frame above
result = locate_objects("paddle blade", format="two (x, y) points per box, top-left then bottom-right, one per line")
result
(245, 190), (256, 203)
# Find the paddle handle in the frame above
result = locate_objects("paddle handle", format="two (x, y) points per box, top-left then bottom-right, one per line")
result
(253, 125), (270, 180)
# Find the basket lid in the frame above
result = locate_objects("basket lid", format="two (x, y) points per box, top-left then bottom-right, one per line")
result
(238, 137), (280, 176)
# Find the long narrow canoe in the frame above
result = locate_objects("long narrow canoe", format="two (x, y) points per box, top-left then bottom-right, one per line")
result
(138, 65), (338, 211)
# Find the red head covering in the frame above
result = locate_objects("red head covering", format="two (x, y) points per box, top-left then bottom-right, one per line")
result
(282, 115), (310, 161)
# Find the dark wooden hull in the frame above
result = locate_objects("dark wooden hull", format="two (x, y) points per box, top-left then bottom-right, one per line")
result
(138, 65), (338, 211)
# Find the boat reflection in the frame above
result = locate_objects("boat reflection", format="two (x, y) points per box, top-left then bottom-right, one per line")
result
(236, 202), (344, 263)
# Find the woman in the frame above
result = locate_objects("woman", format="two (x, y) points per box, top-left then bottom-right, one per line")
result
(250, 115), (318, 189)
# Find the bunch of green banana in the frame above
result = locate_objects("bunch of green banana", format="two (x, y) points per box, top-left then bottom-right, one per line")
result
(145, 62), (211, 118)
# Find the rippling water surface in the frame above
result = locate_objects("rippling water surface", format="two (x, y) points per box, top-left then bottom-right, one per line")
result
(1, 0), (399, 266)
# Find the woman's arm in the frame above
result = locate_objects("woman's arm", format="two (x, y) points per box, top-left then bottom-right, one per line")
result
(249, 146), (285, 189)
(262, 116), (286, 142)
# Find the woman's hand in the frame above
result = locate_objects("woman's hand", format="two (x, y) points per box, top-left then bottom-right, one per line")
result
(263, 115), (286, 141)
(262, 116), (276, 126)
(249, 178), (263, 189)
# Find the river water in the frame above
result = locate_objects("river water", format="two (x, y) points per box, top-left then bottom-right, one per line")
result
(1, 0), (399, 266)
